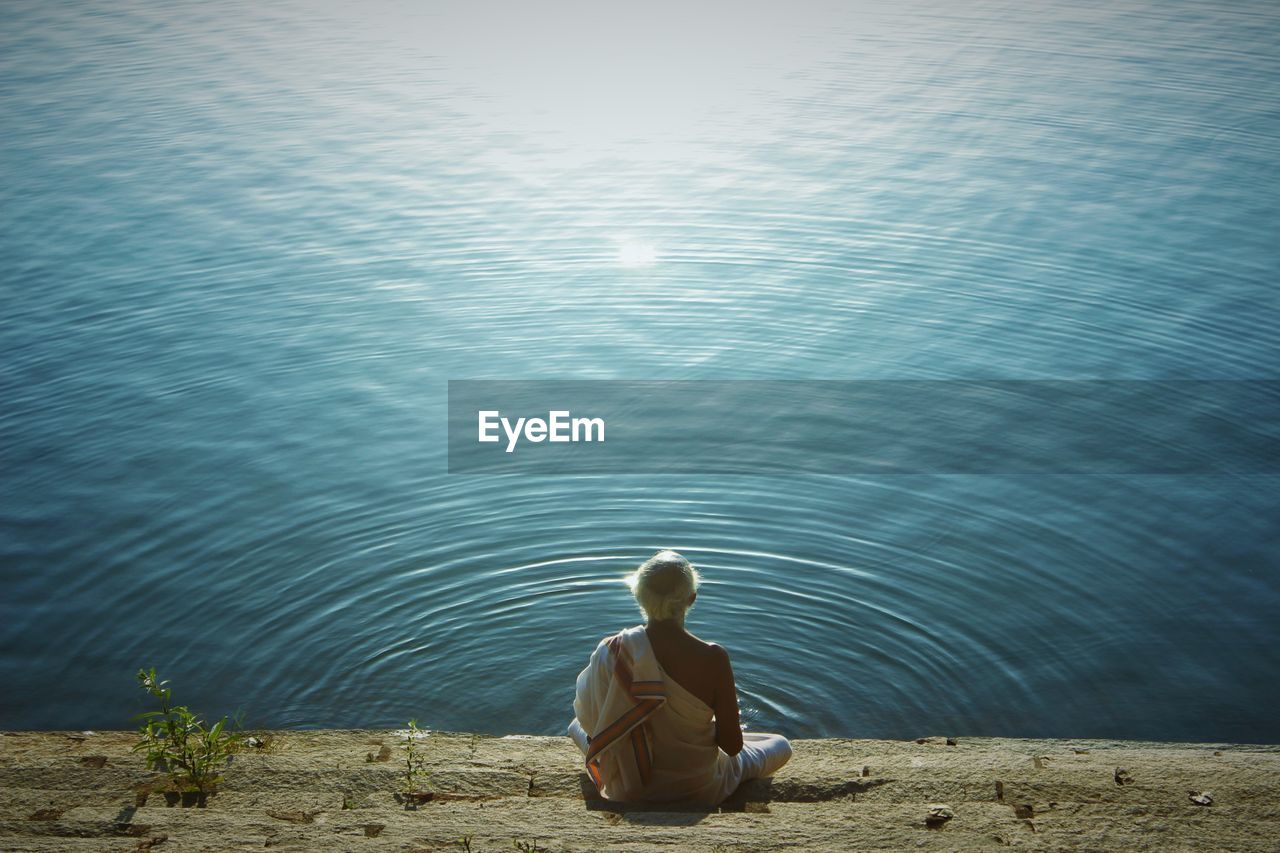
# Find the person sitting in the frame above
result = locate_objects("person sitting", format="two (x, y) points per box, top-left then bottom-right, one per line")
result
(568, 549), (792, 805)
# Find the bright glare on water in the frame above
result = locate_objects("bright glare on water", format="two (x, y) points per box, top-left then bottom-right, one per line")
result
(1, 0), (1278, 741)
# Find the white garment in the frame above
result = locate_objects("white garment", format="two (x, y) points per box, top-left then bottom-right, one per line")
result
(568, 625), (792, 805)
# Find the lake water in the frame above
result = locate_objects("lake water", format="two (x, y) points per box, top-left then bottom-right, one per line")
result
(1, 0), (1278, 742)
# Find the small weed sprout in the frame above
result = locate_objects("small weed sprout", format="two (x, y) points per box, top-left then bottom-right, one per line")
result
(513, 839), (545, 852)
(132, 667), (242, 794)
(403, 719), (431, 793)
(458, 835), (474, 852)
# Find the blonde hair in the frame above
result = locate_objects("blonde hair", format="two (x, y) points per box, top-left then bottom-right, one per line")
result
(626, 550), (700, 622)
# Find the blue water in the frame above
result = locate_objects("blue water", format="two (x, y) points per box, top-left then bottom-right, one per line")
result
(2, 0), (1278, 741)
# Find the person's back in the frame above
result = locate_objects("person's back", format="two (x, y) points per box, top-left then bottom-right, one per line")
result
(643, 620), (743, 758)
(568, 550), (792, 805)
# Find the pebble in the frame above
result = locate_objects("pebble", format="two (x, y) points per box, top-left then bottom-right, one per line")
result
(925, 804), (955, 827)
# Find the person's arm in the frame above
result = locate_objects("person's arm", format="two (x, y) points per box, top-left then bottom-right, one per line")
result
(710, 644), (744, 756)
(573, 637), (612, 737)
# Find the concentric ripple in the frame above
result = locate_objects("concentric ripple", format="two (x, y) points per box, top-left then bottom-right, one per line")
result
(1, 0), (1278, 740)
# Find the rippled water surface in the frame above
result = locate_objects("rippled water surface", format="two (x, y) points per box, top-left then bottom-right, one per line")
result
(2, 0), (1278, 740)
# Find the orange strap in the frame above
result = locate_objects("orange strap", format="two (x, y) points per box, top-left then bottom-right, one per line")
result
(584, 633), (665, 790)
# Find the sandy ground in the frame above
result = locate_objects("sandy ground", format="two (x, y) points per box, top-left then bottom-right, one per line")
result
(1, 730), (1277, 851)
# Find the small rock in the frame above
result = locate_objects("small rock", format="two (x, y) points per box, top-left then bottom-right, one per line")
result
(1013, 803), (1034, 819)
(28, 808), (63, 821)
(1033, 756), (1051, 769)
(245, 736), (265, 749)
(1115, 767), (1133, 786)
(861, 765), (870, 777)
(994, 781), (1004, 801)
(946, 737), (957, 746)
(915, 737), (928, 745)
(1213, 750), (1222, 756)
(1189, 791), (1213, 806)
(363, 824), (384, 838)
(925, 804), (955, 827)
(1073, 748), (1089, 754)
(79, 755), (108, 768)
(365, 744), (392, 763)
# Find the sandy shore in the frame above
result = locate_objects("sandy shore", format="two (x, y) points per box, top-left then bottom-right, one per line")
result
(1, 730), (1277, 851)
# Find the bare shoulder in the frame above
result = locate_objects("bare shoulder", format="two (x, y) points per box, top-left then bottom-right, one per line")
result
(701, 641), (733, 670)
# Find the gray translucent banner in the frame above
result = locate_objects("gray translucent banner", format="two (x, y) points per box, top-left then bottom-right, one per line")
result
(447, 380), (1280, 474)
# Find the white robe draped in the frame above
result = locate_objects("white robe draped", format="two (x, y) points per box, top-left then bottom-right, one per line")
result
(568, 625), (747, 805)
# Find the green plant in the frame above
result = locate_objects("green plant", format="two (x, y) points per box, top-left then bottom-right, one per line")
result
(132, 667), (241, 793)
(403, 719), (430, 793)
(458, 835), (474, 852)
(512, 839), (545, 852)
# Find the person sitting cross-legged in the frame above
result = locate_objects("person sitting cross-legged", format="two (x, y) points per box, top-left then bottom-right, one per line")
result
(568, 550), (792, 805)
